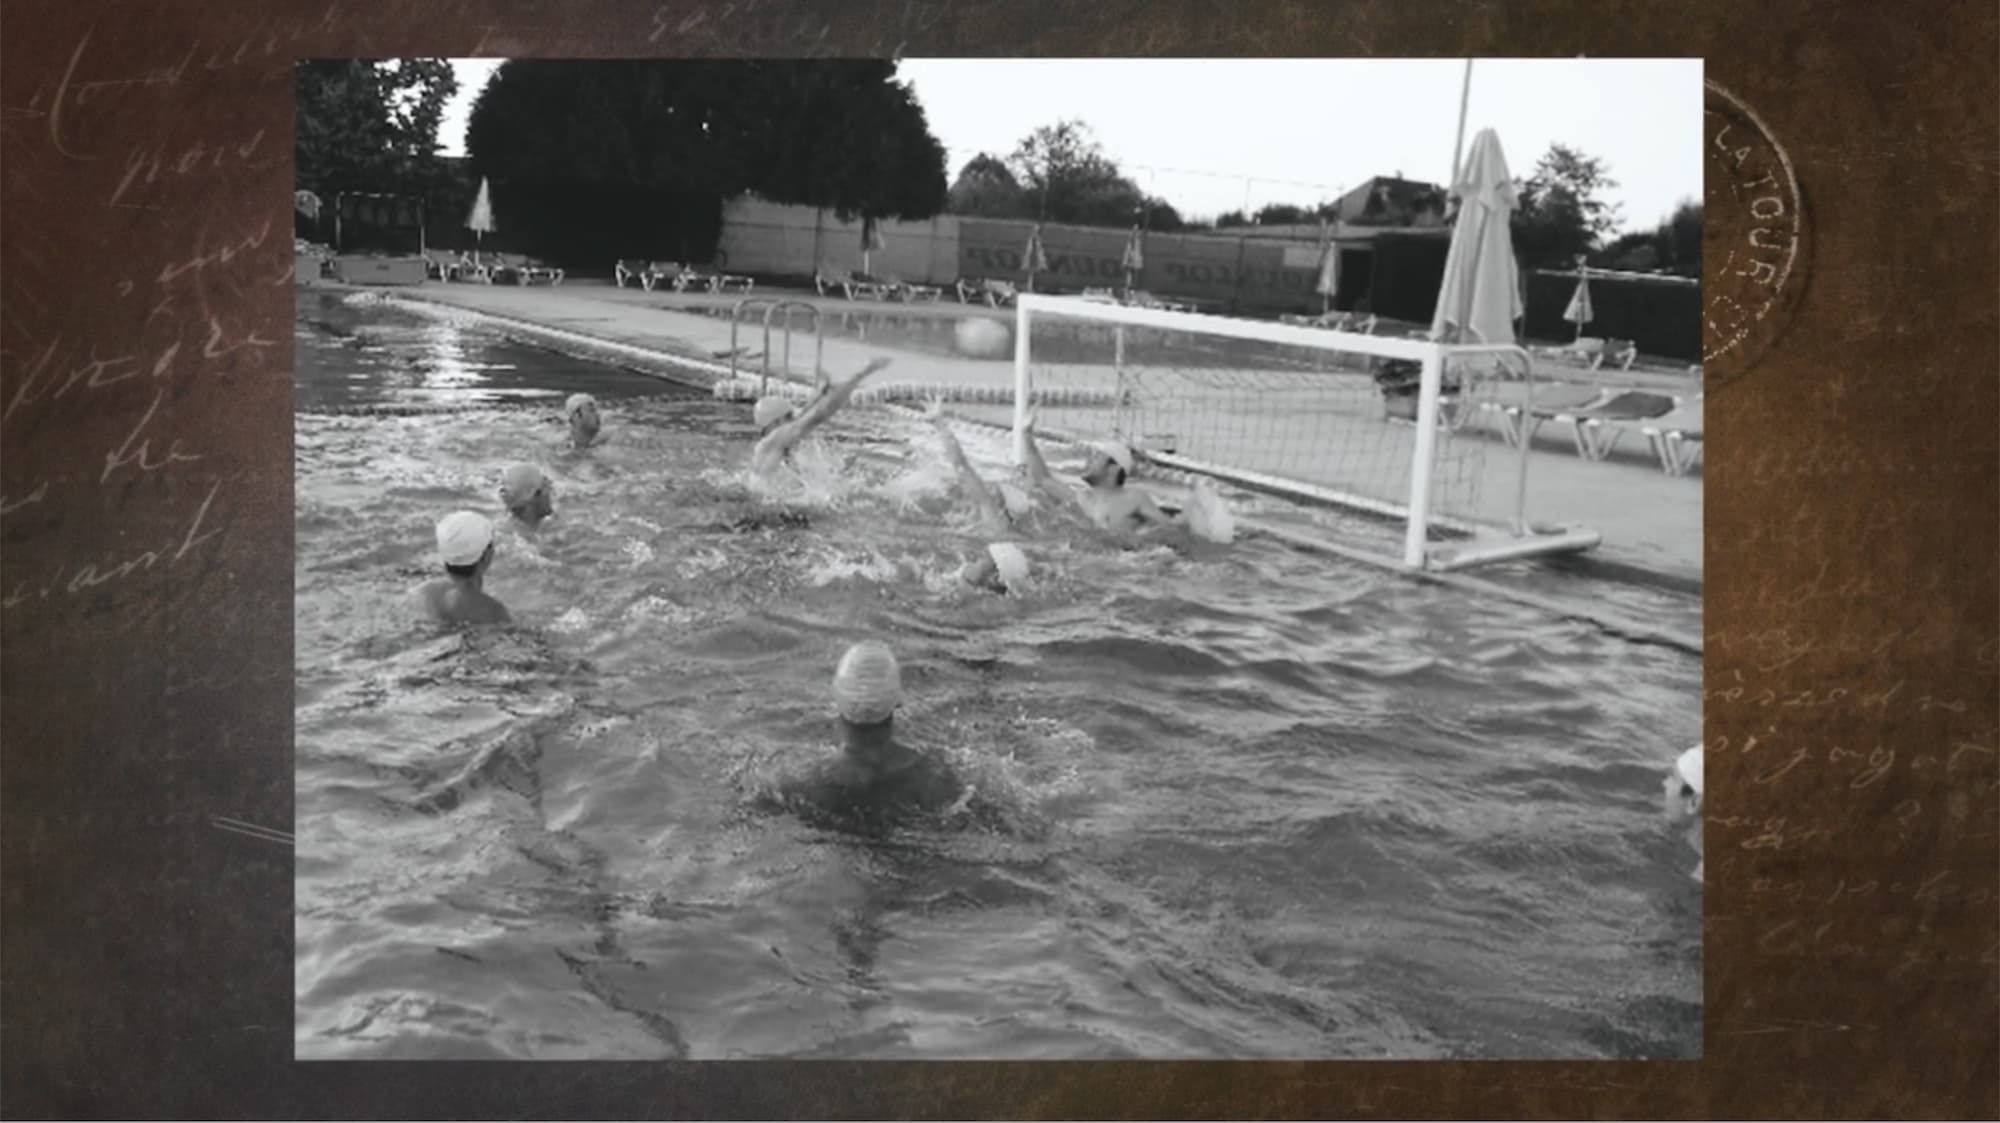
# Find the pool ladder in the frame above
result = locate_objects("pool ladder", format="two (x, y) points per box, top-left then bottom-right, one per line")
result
(728, 298), (825, 396)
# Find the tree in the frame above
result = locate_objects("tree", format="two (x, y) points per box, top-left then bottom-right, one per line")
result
(1510, 143), (1622, 269)
(464, 60), (948, 265)
(1006, 119), (1153, 227)
(946, 153), (1030, 219)
(295, 59), (459, 200)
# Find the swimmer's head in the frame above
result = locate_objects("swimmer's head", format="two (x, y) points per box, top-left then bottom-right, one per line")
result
(499, 463), (554, 525)
(831, 641), (901, 727)
(1083, 441), (1133, 488)
(565, 393), (601, 447)
(960, 541), (1031, 594)
(436, 510), (495, 578)
(1664, 743), (1703, 817)
(753, 396), (797, 435)
(995, 481), (1033, 521)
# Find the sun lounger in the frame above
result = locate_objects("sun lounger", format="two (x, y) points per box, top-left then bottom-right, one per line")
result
(614, 259), (673, 289)
(1279, 310), (1379, 334)
(1482, 383), (1605, 447)
(452, 253), (492, 283)
(1592, 338), (1639, 372)
(1547, 389), (1677, 461)
(422, 251), (458, 281)
(1639, 397), (1704, 476)
(818, 270), (895, 301)
(489, 253), (564, 286)
(955, 278), (1019, 307)
(679, 263), (753, 294)
(877, 275), (942, 302)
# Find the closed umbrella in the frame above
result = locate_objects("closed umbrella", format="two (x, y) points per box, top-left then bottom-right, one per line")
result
(1314, 219), (1340, 314)
(466, 177), (495, 264)
(1023, 223), (1049, 291)
(861, 215), (885, 276)
(1431, 128), (1522, 345)
(1562, 256), (1595, 341)
(1120, 225), (1145, 298)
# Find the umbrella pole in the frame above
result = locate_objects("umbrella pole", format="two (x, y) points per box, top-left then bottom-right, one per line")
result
(1449, 60), (1473, 185)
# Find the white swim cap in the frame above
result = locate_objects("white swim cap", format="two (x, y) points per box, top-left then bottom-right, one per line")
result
(995, 481), (1032, 519)
(753, 397), (796, 429)
(564, 393), (597, 418)
(436, 510), (494, 566)
(499, 463), (547, 506)
(1676, 744), (1703, 795)
(832, 641), (902, 724)
(988, 542), (1030, 589)
(1094, 441), (1134, 472)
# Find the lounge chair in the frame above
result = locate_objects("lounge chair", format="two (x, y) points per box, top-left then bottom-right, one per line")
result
(954, 278), (1019, 307)
(489, 253), (564, 286)
(1126, 290), (1192, 313)
(679, 263), (754, 294)
(1480, 382), (1605, 447)
(1547, 389), (1677, 461)
(1592, 338), (1639, 372)
(614, 259), (676, 289)
(1280, 310), (1380, 334)
(422, 251), (457, 281)
(818, 270), (895, 301)
(878, 275), (942, 302)
(453, 252), (492, 284)
(1639, 397), (1704, 476)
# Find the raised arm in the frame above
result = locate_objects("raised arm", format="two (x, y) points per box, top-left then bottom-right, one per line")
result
(755, 357), (891, 466)
(922, 398), (1009, 533)
(1016, 408), (1094, 523)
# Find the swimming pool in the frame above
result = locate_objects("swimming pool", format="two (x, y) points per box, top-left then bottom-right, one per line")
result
(294, 289), (1702, 1060)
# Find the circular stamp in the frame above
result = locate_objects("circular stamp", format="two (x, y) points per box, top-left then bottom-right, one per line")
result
(1704, 80), (1811, 382)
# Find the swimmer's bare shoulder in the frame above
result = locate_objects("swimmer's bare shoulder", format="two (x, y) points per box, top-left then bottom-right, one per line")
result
(418, 580), (512, 626)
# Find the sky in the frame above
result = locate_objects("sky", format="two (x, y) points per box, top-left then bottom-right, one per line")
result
(438, 58), (1701, 233)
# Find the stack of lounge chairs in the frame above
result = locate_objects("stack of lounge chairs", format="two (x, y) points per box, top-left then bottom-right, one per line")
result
(483, 253), (563, 285)
(1533, 336), (1640, 372)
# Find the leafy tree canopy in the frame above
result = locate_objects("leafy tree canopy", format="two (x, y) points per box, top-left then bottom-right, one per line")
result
(295, 59), (459, 200)
(944, 120), (1186, 232)
(466, 60), (947, 222)
(1509, 143), (1623, 270)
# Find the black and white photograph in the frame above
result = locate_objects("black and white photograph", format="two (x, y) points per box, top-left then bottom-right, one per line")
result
(292, 56), (1706, 1061)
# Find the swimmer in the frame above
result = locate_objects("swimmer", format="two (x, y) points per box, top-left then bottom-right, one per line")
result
(959, 541), (1032, 595)
(1070, 440), (1235, 546)
(768, 642), (965, 825)
(418, 511), (511, 626)
(749, 357), (893, 478)
(498, 463), (555, 531)
(1662, 743), (1703, 882)
(565, 393), (601, 450)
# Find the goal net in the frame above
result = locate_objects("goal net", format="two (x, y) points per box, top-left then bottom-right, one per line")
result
(997, 294), (1599, 571)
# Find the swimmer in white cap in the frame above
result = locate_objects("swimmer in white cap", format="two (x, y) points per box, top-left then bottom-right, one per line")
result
(1067, 438), (1234, 547)
(749, 357), (893, 478)
(1663, 743), (1703, 882)
(767, 641), (965, 825)
(498, 463), (555, 531)
(565, 393), (601, 450)
(418, 510), (511, 625)
(959, 541), (1032, 595)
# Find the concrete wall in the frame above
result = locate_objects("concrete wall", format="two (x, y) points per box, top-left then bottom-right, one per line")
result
(718, 196), (1345, 315)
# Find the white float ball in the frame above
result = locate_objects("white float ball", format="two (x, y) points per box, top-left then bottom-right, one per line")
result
(953, 316), (1011, 358)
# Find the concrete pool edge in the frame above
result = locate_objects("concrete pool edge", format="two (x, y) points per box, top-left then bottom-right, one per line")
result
(317, 282), (1702, 603)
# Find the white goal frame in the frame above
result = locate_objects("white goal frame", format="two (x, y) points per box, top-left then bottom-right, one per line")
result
(1009, 293), (1600, 572)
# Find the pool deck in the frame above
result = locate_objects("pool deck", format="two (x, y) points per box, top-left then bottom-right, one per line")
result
(315, 276), (1702, 591)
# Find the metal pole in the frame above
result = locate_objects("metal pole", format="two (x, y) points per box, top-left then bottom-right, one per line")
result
(1012, 296), (1033, 466)
(1449, 59), (1474, 187)
(1403, 343), (1446, 568)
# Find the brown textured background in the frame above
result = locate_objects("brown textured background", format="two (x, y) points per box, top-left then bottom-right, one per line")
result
(2, 0), (1995, 1117)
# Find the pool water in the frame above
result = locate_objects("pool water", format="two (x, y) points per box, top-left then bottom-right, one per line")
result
(294, 291), (1702, 1060)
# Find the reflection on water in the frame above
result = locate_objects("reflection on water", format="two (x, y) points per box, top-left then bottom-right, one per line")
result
(295, 289), (1703, 1060)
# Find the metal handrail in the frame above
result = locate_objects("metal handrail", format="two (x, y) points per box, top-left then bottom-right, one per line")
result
(727, 297), (825, 396)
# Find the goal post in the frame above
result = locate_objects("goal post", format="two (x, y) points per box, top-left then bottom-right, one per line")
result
(1008, 293), (1600, 572)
